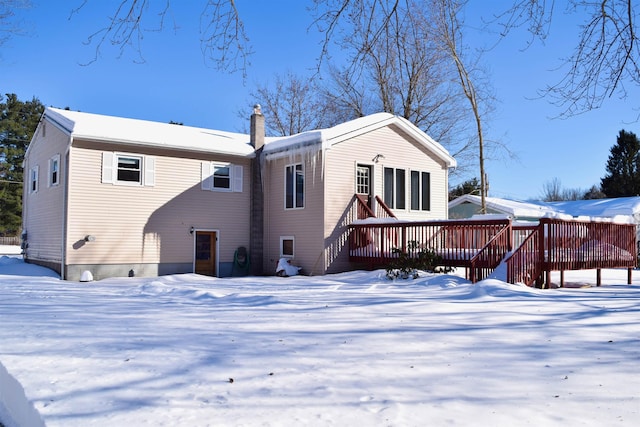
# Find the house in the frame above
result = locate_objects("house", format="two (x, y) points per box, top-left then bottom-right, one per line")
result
(260, 113), (456, 275)
(22, 107), (456, 280)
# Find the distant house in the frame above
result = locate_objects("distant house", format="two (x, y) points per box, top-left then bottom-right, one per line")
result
(22, 108), (456, 280)
(448, 194), (555, 222)
(449, 193), (640, 225)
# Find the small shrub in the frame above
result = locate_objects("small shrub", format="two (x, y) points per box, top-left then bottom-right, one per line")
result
(385, 241), (452, 280)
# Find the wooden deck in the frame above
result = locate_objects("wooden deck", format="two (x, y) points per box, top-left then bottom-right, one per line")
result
(348, 215), (637, 287)
(506, 218), (636, 287)
(349, 218), (513, 282)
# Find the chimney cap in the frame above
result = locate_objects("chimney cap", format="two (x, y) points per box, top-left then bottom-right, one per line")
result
(253, 104), (262, 115)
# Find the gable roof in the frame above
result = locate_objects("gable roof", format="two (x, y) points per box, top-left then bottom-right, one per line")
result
(42, 107), (255, 157)
(263, 113), (456, 167)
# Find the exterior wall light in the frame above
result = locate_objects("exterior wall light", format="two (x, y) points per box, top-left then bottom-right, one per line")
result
(84, 235), (96, 242)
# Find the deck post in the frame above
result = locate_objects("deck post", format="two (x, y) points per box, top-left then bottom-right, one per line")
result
(559, 270), (564, 288)
(545, 270), (551, 289)
(628, 268), (633, 285)
(596, 268), (602, 286)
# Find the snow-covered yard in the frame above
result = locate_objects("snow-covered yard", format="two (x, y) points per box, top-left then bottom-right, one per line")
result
(0, 247), (638, 426)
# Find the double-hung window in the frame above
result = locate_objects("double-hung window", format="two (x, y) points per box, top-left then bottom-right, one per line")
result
(201, 162), (243, 192)
(213, 164), (231, 190)
(285, 163), (304, 209)
(29, 166), (39, 194)
(116, 156), (142, 184)
(49, 154), (60, 187)
(383, 167), (406, 209)
(410, 171), (431, 211)
(102, 152), (155, 186)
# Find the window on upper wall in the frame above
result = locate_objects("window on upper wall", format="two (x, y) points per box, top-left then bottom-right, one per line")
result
(29, 166), (39, 194)
(383, 167), (406, 209)
(49, 154), (60, 187)
(285, 163), (304, 209)
(201, 162), (243, 192)
(411, 171), (431, 211)
(117, 155), (142, 183)
(102, 152), (155, 186)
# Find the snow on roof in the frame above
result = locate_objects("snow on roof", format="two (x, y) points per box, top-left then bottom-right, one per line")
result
(449, 194), (555, 218)
(263, 113), (456, 167)
(546, 197), (640, 218)
(450, 194), (640, 222)
(44, 108), (255, 157)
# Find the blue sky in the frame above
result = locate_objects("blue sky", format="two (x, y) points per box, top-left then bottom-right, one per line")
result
(2, 1), (638, 200)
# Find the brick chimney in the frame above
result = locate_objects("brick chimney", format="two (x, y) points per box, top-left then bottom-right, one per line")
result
(250, 104), (264, 150)
(250, 104), (265, 274)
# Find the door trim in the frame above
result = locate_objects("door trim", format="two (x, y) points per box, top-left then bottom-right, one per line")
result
(193, 229), (219, 277)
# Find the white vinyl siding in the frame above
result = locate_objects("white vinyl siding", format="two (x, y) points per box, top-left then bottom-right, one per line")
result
(201, 162), (243, 192)
(67, 146), (251, 267)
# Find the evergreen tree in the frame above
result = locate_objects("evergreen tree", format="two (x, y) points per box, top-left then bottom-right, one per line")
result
(0, 93), (44, 235)
(600, 130), (640, 197)
(449, 177), (481, 201)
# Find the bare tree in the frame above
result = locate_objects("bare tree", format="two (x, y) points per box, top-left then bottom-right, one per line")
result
(0, 0), (31, 47)
(73, 0), (252, 74)
(433, 0), (492, 212)
(317, 1), (476, 174)
(241, 71), (335, 136)
(75, 1), (640, 118)
(541, 177), (564, 202)
(494, 0), (640, 117)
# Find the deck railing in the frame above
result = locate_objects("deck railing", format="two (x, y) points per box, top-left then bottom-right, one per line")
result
(506, 218), (636, 286)
(349, 218), (512, 280)
(468, 222), (513, 282)
(355, 194), (376, 219)
(374, 195), (396, 219)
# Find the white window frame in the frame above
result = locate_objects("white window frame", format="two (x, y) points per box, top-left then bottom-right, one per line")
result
(102, 152), (155, 187)
(280, 236), (295, 258)
(201, 162), (243, 192)
(410, 170), (431, 212)
(115, 154), (143, 186)
(285, 163), (304, 210)
(29, 165), (39, 194)
(383, 167), (406, 210)
(49, 154), (60, 187)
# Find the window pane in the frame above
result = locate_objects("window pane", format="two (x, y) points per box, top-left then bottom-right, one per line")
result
(411, 171), (420, 210)
(422, 172), (430, 211)
(213, 165), (230, 189)
(285, 165), (294, 209)
(117, 157), (141, 182)
(356, 165), (369, 195)
(295, 164), (304, 208)
(395, 169), (405, 209)
(282, 239), (294, 256)
(384, 167), (394, 208)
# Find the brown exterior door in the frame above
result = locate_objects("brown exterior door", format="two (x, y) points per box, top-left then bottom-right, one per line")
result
(195, 231), (217, 276)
